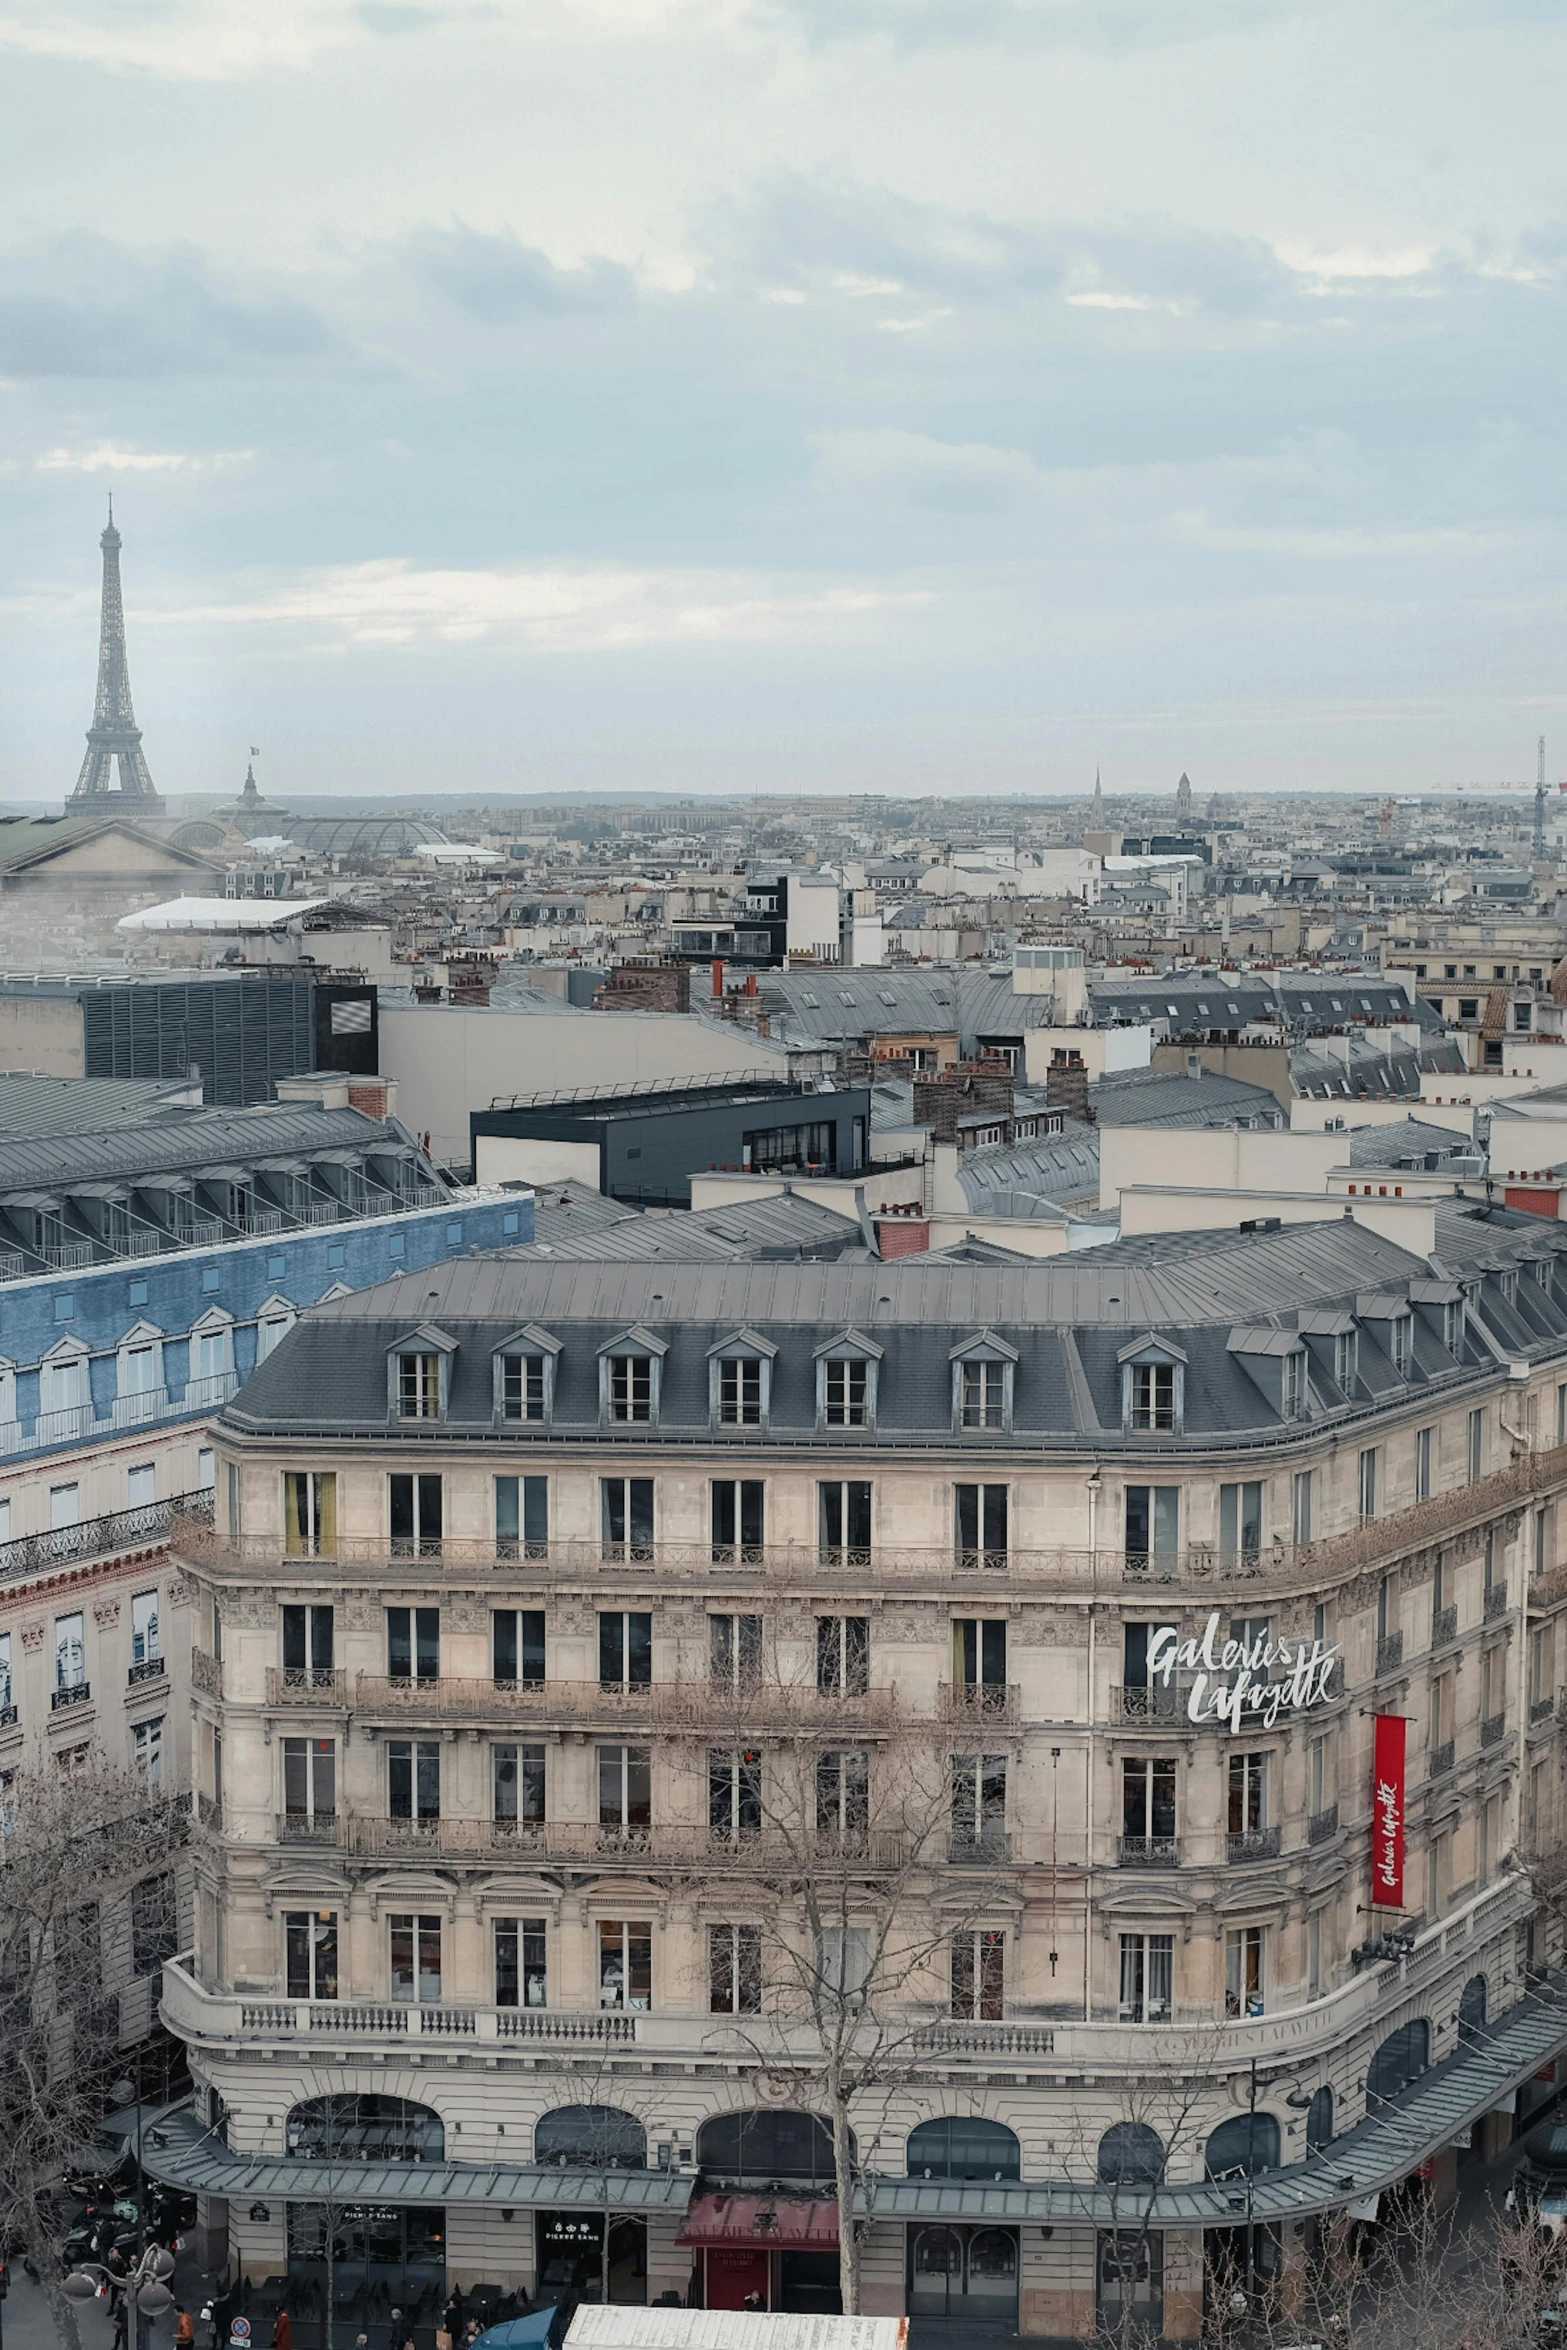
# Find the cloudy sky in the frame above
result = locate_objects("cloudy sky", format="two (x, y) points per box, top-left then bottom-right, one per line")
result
(2, 0), (1565, 803)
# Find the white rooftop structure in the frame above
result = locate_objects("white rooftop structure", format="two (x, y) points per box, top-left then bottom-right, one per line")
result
(117, 896), (337, 933)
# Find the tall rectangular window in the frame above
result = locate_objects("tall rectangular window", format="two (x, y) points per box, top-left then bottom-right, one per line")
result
(285, 1910), (339, 2001)
(711, 1480), (765, 1564)
(283, 1472), (336, 1557)
(1125, 1486), (1179, 1566)
(130, 1875), (176, 1975)
(1358, 1448), (1378, 1524)
(396, 1353), (441, 1419)
(0, 1631), (11, 1715)
(390, 1473), (443, 1556)
(495, 1475), (548, 1559)
(816, 1749), (869, 1841)
(709, 1923), (762, 2014)
(817, 1616), (870, 1696)
(818, 1481), (871, 1565)
(1414, 1426), (1433, 1502)
(1218, 1482), (1262, 1566)
(950, 1930), (1005, 2021)
(1225, 1925), (1265, 2018)
(282, 1604), (334, 1678)
(718, 1360), (764, 1427)
(953, 1619), (1007, 1696)
(130, 1588), (160, 1666)
(1468, 1408), (1485, 1483)
(1118, 1933), (1172, 2024)
(500, 1355), (547, 1421)
(492, 1743), (545, 1826)
(1122, 1755), (1177, 1845)
(959, 1361), (1005, 1430)
(1227, 1752), (1267, 1837)
(598, 1919), (651, 2009)
(709, 1614), (762, 1689)
(283, 1736), (336, 1820)
(951, 1754), (1007, 1852)
(388, 1740), (440, 1820)
(131, 1715), (164, 1788)
(599, 1612), (652, 1688)
(954, 1483), (1008, 1570)
(389, 1912), (441, 2003)
(601, 1478), (654, 1561)
(492, 1610), (546, 1686)
(54, 1611), (85, 1691)
(1291, 1469), (1313, 1547)
(597, 1745), (652, 1836)
(822, 1359), (869, 1427)
(495, 1916), (548, 2008)
(708, 1747), (763, 1842)
(386, 1607), (439, 1682)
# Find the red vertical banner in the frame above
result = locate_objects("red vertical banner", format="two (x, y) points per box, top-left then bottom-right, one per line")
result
(1372, 1713), (1406, 1909)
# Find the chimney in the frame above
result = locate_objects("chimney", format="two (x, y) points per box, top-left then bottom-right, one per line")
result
(712, 957), (724, 1001)
(1045, 1047), (1089, 1124)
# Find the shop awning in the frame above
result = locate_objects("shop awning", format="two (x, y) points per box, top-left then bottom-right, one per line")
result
(677, 2194), (837, 2250)
(138, 2110), (692, 2213)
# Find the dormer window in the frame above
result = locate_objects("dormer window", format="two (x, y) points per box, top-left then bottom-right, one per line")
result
(1130, 1364), (1175, 1432)
(385, 1325), (456, 1422)
(720, 1361), (764, 1423)
(398, 1353), (441, 1419)
(815, 1331), (883, 1430)
(1388, 1314), (1414, 1377)
(1334, 1331), (1358, 1392)
(493, 1326), (561, 1425)
(597, 1328), (667, 1427)
(1119, 1337), (1186, 1435)
(707, 1331), (776, 1430)
(504, 1357), (547, 1420)
(609, 1358), (654, 1422)
(1443, 1300), (1465, 1353)
(1282, 1349), (1306, 1420)
(962, 1362), (1005, 1428)
(1499, 1269), (1519, 1309)
(950, 1331), (1019, 1434)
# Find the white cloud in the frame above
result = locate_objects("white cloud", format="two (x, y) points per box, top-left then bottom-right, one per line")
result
(154, 557), (934, 649)
(34, 443), (254, 473)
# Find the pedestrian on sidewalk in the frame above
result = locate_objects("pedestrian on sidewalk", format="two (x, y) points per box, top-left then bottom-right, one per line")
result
(272, 2306), (293, 2350)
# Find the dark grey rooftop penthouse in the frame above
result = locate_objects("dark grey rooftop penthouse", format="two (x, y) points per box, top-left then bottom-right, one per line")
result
(227, 1202), (1567, 1455)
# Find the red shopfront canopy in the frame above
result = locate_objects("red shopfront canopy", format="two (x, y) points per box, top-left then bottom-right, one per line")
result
(676, 2193), (839, 2250)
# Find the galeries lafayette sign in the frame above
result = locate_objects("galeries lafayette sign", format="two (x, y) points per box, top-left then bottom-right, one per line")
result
(1147, 1614), (1340, 1729)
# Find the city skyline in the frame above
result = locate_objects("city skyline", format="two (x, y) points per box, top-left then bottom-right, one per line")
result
(1, 1), (1566, 799)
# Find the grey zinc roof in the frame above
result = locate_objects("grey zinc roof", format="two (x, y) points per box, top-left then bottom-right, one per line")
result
(1346, 1117), (1477, 1168)
(956, 1130), (1099, 1211)
(226, 1212), (1567, 1449)
(0, 1103), (418, 1195)
(0, 1074), (202, 1138)
(1090, 1068), (1283, 1127)
(754, 967), (1057, 1051)
(510, 1188), (866, 1264)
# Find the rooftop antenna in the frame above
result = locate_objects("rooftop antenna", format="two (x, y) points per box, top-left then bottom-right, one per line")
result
(1537, 735), (1548, 860)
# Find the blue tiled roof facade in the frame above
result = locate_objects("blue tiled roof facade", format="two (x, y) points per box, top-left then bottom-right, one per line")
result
(0, 1192), (531, 1458)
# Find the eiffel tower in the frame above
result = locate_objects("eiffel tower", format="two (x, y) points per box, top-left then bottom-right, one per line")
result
(67, 499), (162, 810)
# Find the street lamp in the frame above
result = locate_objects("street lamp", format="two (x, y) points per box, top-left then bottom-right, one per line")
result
(64, 2242), (176, 2337)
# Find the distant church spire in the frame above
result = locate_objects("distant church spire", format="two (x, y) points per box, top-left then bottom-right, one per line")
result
(1091, 768), (1104, 827)
(1175, 770), (1193, 819)
(67, 502), (161, 809)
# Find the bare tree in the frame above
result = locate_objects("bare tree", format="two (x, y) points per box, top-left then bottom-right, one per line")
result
(0, 1759), (185, 2350)
(675, 1637), (1011, 2315)
(1068, 2052), (1231, 2349)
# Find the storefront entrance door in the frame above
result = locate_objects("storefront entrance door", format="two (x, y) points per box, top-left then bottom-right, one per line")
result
(907, 2224), (1018, 2324)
